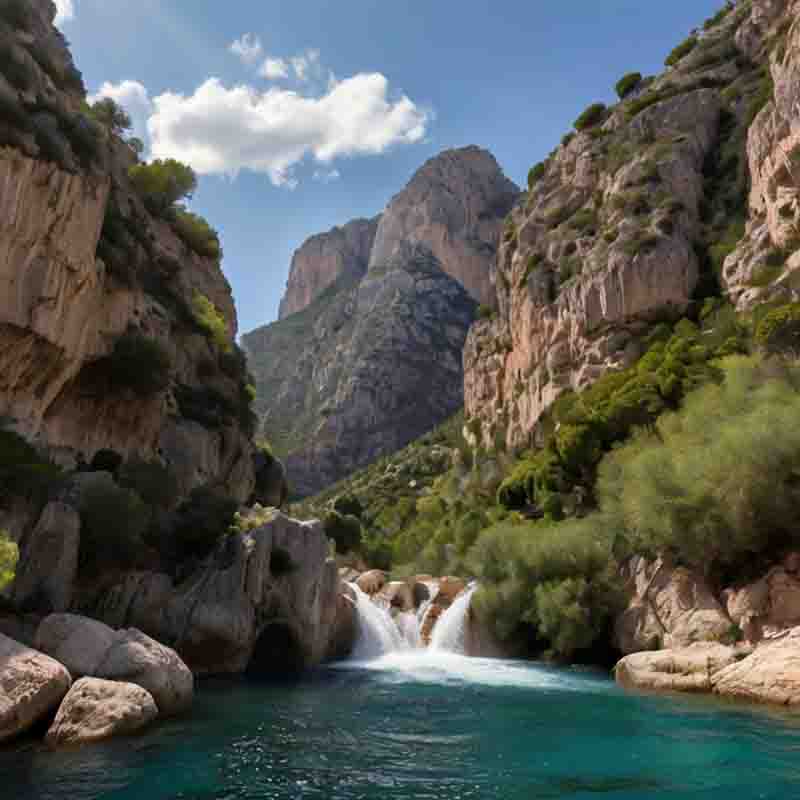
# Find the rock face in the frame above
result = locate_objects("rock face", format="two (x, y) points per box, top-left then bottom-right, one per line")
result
(614, 557), (733, 655)
(78, 513), (351, 675)
(46, 677), (158, 747)
(463, 0), (800, 452)
(369, 147), (519, 306)
(0, 632), (71, 743)
(0, 0), (256, 520)
(245, 243), (480, 495)
(244, 147), (518, 496)
(278, 217), (379, 319)
(723, 0), (800, 309)
(11, 502), (80, 613)
(35, 614), (193, 715)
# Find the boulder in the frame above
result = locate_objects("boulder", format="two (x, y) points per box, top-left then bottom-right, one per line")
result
(35, 614), (192, 716)
(436, 576), (466, 605)
(0, 633), (71, 743)
(46, 677), (158, 747)
(356, 570), (387, 596)
(94, 629), (193, 716)
(712, 628), (800, 706)
(36, 614), (118, 678)
(377, 581), (414, 613)
(615, 644), (746, 694)
(12, 502), (80, 613)
(326, 585), (357, 662)
(614, 557), (733, 654)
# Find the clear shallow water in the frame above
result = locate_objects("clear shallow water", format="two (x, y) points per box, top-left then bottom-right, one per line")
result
(3, 654), (800, 800)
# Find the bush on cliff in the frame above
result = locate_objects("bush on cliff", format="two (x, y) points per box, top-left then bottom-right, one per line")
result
(0, 430), (62, 504)
(754, 303), (800, 355)
(172, 486), (238, 560)
(323, 511), (363, 555)
(78, 482), (150, 573)
(0, 530), (18, 591)
(192, 292), (231, 352)
(574, 103), (607, 131)
(101, 332), (172, 396)
(172, 208), (222, 260)
(118, 457), (181, 510)
(615, 72), (642, 99)
(87, 97), (131, 135)
(665, 35), (698, 67)
(128, 159), (197, 216)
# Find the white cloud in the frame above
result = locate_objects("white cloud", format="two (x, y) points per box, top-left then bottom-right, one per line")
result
(259, 58), (289, 80)
(229, 34), (263, 65)
(54, 0), (74, 25)
(147, 72), (429, 187)
(313, 168), (341, 183)
(89, 80), (154, 147)
(291, 49), (321, 82)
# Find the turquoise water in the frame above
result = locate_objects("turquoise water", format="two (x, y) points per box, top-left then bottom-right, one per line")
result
(3, 652), (800, 799)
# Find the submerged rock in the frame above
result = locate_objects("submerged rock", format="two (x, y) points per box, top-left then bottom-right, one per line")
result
(0, 632), (71, 743)
(46, 677), (158, 747)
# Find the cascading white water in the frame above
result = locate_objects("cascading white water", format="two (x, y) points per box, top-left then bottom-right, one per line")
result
(430, 584), (478, 654)
(348, 583), (404, 660)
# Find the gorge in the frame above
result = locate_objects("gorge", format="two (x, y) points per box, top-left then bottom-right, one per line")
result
(3, 0), (800, 797)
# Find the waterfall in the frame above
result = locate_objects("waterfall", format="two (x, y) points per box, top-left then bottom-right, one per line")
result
(430, 584), (477, 654)
(348, 583), (404, 659)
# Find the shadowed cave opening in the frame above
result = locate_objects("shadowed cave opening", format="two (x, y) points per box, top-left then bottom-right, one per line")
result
(247, 622), (307, 678)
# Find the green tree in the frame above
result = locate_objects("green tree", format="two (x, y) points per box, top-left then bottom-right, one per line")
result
(128, 159), (198, 215)
(89, 97), (132, 135)
(192, 292), (231, 352)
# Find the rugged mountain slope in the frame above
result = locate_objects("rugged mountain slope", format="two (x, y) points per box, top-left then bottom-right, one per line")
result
(278, 216), (379, 319)
(245, 245), (478, 496)
(244, 147), (518, 495)
(464, 0), (798, 452)
(0, 0), (257, 524)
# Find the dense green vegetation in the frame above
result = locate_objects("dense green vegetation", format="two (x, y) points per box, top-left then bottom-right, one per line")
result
(173, 208), (222, 260)
(97, 332), (173, 396)
(0, 531), (18, 591)
(129, 159), (197, 215)
(665, 36), (698, 67)
(0, 430), (62, 503)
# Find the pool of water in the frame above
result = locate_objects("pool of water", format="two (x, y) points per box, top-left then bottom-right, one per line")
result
(3, 653), (800, 799)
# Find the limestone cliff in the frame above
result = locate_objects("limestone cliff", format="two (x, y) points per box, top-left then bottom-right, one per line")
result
(278, 217), (379, 319)
(244, 147), (518, 495)
(464, 0), (799, 451)
(0, 0), (255, 510)
(369, 146), (519, 307)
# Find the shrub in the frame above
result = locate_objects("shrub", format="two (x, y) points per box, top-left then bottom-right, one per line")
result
(118, 457), (181, 509)
(528, 162), (546, 189)
(192, 292), (231, 352)
(172, 208), (221, 260)
(99, 332), (172, 396)
(333, 494), (363, 518)
(574, 103), (607, 132)
(79, 481), (150, 572)
(755, 303), (800, 355)
(0, 531), (18, 591)
(478, 304), (495, 320)
(87, 97), (131, 135)
(128, 159), (197, 216)
(665, 36), (698, 67)
(597, 356), (800, 578)
(467, 517), (623, 658)
(615, 72), (642, 99)
(172, 486), (238, 560)
(0, 430), (62, 502)
(324, 511), (363, 554)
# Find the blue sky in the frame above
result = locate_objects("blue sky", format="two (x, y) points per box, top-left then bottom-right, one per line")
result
(58, 0), (724, 334)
